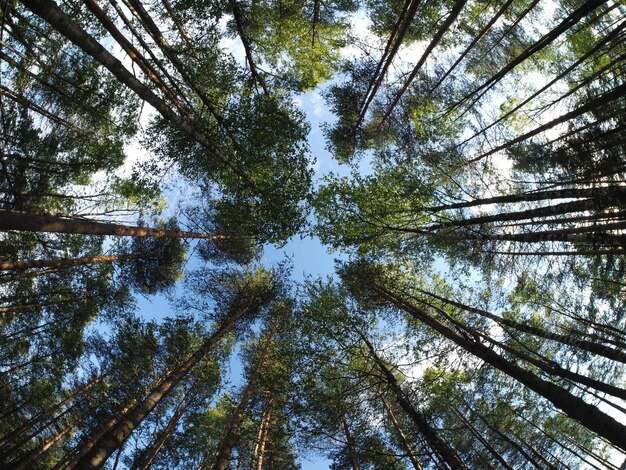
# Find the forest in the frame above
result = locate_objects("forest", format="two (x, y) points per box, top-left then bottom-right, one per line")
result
(0, 0), (625, 468)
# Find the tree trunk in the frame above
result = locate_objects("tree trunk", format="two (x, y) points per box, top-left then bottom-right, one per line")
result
(0, 253), (157, 271)
(413, 287), (626, 363)
(381, 0), (467, 123)
(449, 0), (607, 117)
(354, 0), (422, 131)
(212, 322), (279, 470)
(0, 209), (224, 239)
(81, 0), (189, 117)
(451, 408), (513, 470)
(20, 0), (258, 190)
(359, 331), (466, 469)
(74, 300), (263, 469)
(130, 382), (198, 470)
(10, 407), (89, 469)
(468, 80), (626, 165)
(427, 0), (516, 96)
(341, 416), (360, 470)
(374, 284), (626, 451)
(0, 372), (104, 450)
(379, 393), (424, 470)
(254, 398), (272, 470)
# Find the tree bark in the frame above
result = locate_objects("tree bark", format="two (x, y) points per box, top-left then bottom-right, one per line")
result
(379, 393), (424, 470)
(74, 300), (263, 469)
(452, 408), (513, 470)
(254, 398), (272, 470)
(381, 0), (467, 123)
(0, 372), (104, 450)
(20, 0), (258, 190)
(0, 209), (224, 239)
(413, 287), (626, 364)
(449, 0), (608, 117)
(359, 331), (466, 469)
(374, 284), (626, 451)
(341, 416), (360, 470)
(0, 253), (157, 271)
(130, 382), (198, 470)
(212, 321), (279, 470)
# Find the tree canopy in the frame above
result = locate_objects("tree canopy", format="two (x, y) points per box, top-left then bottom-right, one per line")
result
(0, 0), (625, 468)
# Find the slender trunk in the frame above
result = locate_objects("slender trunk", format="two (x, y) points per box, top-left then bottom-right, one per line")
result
(512, 431), (557, 469)
(359, 332), (466, 469)
(1, 396), (87, 460)
(354, 0), (422, 132)
(131, 382), (198, 470)
(0, 84), (86, 133)
(451, 408), (513, 470)
(414, 287), (626, 364)
(0, 253), (157, 271)
(228, 0), (267, 91)
(108, 0), (192, 110)
(74, 300), (264, 469)
(212, 322), (279, 470)
(160, 0), (191, 42)
(461, 400), (543, 470)
(467, 80), (626, 166)
(0, 373), (104, 450)
(56, 372), (172, 469)
(428, 197), (626, 230)
(21, 0), (257, 190)
(379, 393), (424, 470)
(374, 284), (626, 450)
(82, 0), (189, 117)
(311, 0), (320, 47)
(122, 0), (226, 128)
(426, 185), (626, 213)
(342, 416), (360, 470)
(381, 0), (467, 123)
(426, 0), (516, 96)
(10, 411), (88, 469)
(449, 0), (608, 117)
(254, 398), (272, 470)
(459, 18), (626, 147)
(0, 209), (223, 239)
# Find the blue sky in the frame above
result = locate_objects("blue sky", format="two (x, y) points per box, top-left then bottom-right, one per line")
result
(126, 84), (349, 468)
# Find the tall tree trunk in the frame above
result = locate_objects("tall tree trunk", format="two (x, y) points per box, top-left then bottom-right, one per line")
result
(449, 0), (608, 116)
(426, 0), (516, 96)
(122, 0), (227, 128)
(0, 372), (105, 450)
(341, 416), (360, 470)
(467, 80), (626, 165)
(359, 331), (466, 469)
(451, 408), (513, 470)
(10, 408), (89, 469)
(379, 393), (424, 470)
(373, 283), (626, 450)
(74, 299), (264, 469)
(81, 0), (189, 117)
(228, 0), (267, 92)
(458, 17), (626, 146)
(0, 209), (224, 239)
(354, 0), (422, 132)
(212, 322), (280, 470)
(461, 399), (543, 470)
(254, 398), (272, 470)
(130, 381), (198, 470)
(20, 0), (258, 190)
(0, 253), (157, 271)
(381, 0), (467, 123)
(413, 287), (626, 363)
